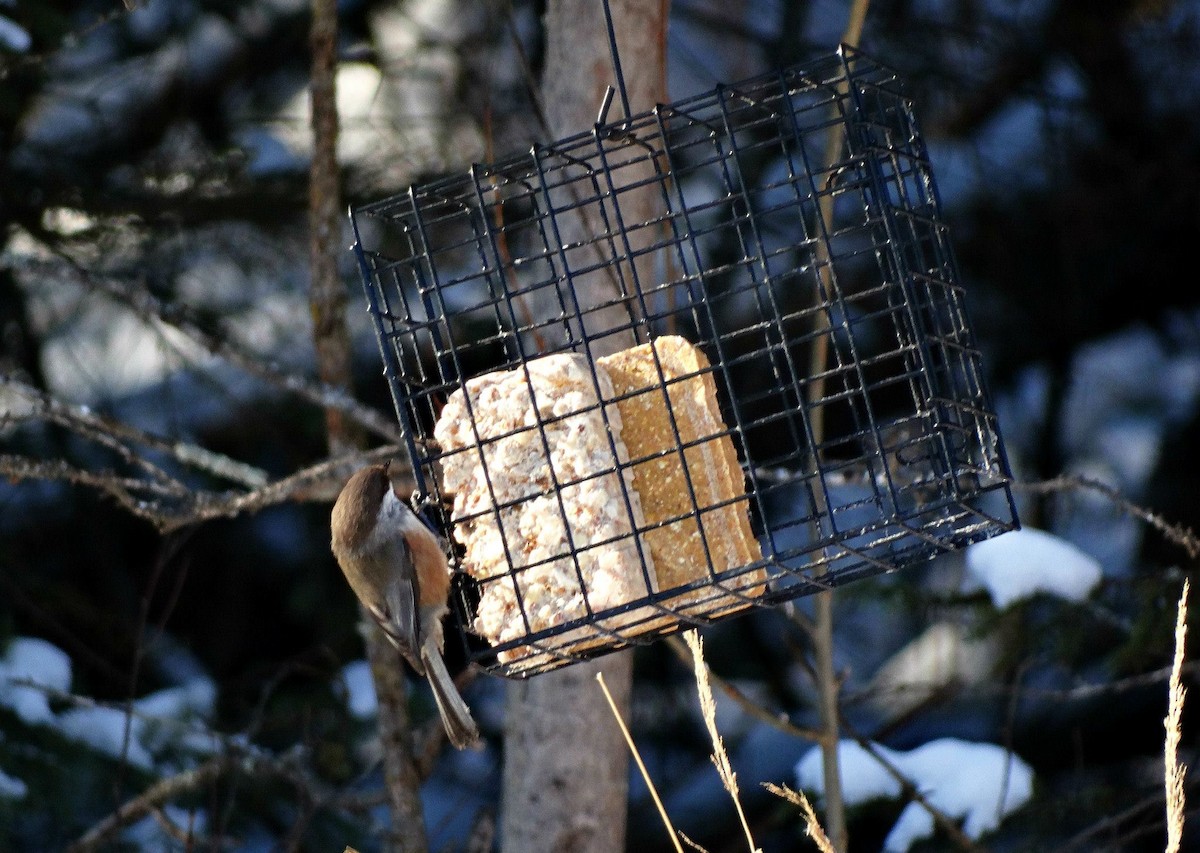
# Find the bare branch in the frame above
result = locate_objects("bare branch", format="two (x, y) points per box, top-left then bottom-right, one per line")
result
(13, 680), (385, 851)
(67, 742), (355, 852)
(0, 454), (184, 518)
(848, 660), (1200, 711)
(4, 360), (408, 530)
(665, 636), (821, 741)
(10, 254), (403, 444)
(69, 756), (226, 852)
(838, 720), (988, 853)
(0, 2), (146, 82)
(1016, 475), (1200, 559)
(3, 373), (265, 489)
(1059, 788), (1200, 853)
(0, 446), (401, 532)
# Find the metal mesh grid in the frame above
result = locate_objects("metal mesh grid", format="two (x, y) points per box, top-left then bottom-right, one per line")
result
(350, 45), (1018, 677)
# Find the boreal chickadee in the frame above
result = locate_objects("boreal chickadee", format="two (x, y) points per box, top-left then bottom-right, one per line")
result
(331, 462), (479, 749)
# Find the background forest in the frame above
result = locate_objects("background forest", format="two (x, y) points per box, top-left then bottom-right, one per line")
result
(2, 0), (1200, 851)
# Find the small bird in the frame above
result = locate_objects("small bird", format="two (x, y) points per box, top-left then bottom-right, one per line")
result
(330, 462), (480, 749)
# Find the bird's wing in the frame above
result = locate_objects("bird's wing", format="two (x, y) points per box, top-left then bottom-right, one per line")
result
(366, 536), (425, 674)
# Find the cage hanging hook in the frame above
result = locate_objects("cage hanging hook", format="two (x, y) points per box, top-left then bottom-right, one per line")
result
(598, 0), (633, 130)
(596, 85), (616, 127)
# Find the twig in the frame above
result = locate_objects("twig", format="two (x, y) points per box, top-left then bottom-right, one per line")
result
(847, 660), (1200, 707)
(480, 107), (548, 354)
(597, 672), (684, 853)
(1015, 475), (1200, 559)
(0, 574), (131, 686)
(149, 804), (196, 845)
(11, 253), (403, 444)
(0, 1), (144, 81)
(665, 636), (821, 740)
(1059, 791), (1166, 852)
(0, 446), (401, 532)
(68, 742), (355, 852)
(2, 373), (267, 488)
(803, 3), (872, 848)
(69, 756), (226, 851)
(838, 719), (986, 852)
(3, 387), (182, 493)
(0, 454), (182, 505)
(684, 630), (761, 853)
(500, 0), (550, 135)
(997, 659), (1031, 826)
(1166, 579), (1189, 853)
(112, 531), (194, 809)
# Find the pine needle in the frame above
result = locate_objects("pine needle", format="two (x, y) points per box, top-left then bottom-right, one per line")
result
(1165, 579), (1189, 853)
(684, 630), (761, 853)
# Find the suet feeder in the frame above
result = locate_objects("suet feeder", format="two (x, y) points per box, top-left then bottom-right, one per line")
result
(350, 45), (1018, 676)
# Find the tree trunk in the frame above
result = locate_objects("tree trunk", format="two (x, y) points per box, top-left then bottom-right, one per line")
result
(500, 3), (669, 852)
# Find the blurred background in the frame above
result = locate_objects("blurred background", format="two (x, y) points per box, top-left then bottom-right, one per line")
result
(1, 0), (1199, 850)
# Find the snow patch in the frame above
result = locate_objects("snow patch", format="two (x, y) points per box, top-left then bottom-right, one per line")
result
(796, 739), (901, 804)
(868, 621), (999, 718)
(0, 637), (73, 725)
(56, 678), (217, 771)
(0, 15), (31, 53)
(133, 679), (216, 720)
(965, 528), (1102, 608)
(0, 767), (27, 800)
(340, 660), (378, 720)
(795, 738), (1034, 851)
(57, 704), (156, 770)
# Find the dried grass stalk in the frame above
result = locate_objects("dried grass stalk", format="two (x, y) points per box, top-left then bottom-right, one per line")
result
(596, 672), (684, 853)
(1166, 579), (1189, 853)
(762, 782), (837, 853)
(684, 630), (761, 853)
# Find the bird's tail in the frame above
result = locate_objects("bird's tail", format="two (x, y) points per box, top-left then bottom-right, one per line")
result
(421, 644), (481, 749)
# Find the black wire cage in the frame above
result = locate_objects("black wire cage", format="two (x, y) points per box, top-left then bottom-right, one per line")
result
(350, 45), (1019, 677)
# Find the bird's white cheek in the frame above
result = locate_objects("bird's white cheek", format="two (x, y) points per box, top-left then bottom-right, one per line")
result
(379, 490), (408, 525)
(363, 489), (410, 549)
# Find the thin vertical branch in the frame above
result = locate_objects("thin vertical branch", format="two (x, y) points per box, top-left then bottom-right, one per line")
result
(809, 591), (845, 851)
(842, 0), (868, 48)
(805, 3), (871, 851)
(114, 532), (193, 812)
(309, 0), (355, 452)
(307, 1), (427, 850)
